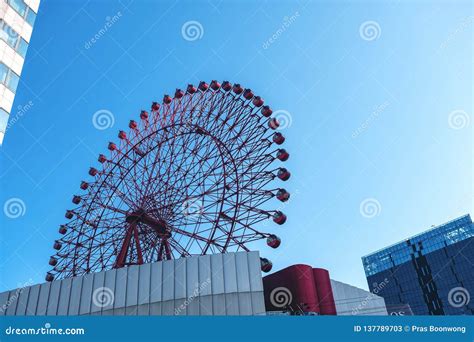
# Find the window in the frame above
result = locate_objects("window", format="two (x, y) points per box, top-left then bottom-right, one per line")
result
(0, 20), (29, 58)
(8, 0), (27, 17)
(26, 8), (36, 26)
(0, 20), (20, 49)
(0, 63), (20, 93)
(0, 108), (9, 132)
(17, 38), (28, 58)
(6, 69), (19, 92)
(0, 63), (7, 84)
(6, 0), (37, 27)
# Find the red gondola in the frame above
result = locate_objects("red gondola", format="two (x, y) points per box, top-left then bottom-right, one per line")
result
(261, 257), (273, 272)
(276, 188), (290, 202)
(267, 234), (281, 248)
(268, 118), (280, 130)
(276, 149), (289, 161)
(272, 132), (285, 144)
(273, 211), (287, 225)
(277, 168), (291, 181)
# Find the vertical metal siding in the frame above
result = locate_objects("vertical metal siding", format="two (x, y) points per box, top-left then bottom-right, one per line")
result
(36, 282), (50, 316)
(0, 251), (265, 316)
(15, 286), (30, 316)
(57, 278), (72, 315)
(46, 280), (61, 315)
(25, 284), (40, 315)
(68, 276), (82, 315)
(79, 273), (93, 315)
(90, 270), (105, 314)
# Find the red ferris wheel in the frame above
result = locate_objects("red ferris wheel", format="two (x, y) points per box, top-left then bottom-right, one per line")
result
(46, 80), (291, 281)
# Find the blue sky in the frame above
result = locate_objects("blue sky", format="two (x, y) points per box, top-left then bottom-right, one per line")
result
(0, 0), (472, 292)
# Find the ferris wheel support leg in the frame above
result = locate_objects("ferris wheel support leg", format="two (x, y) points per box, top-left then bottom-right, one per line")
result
(114, 222), (136, 268)
(133, 224), (144, 265)
(164, 239), (172, 260)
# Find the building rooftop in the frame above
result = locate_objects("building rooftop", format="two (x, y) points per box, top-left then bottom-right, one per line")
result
(362, 214), (473, 276)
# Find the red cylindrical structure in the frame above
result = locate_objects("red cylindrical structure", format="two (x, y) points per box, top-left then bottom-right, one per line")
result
(263, 264), (320, 313)
(263, 264), (337, 315)
(313, 268), (337, 315)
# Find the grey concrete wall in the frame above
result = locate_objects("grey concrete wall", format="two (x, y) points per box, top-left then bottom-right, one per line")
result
(0, 251), (265, 316)
(330, 279), (388, 316)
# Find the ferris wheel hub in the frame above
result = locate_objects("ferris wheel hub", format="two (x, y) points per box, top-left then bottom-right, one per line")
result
(126, 209), (170, 237)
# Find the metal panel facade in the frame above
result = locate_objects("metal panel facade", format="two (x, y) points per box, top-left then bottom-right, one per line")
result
(0, 251), (265, 316)
(330, 279), (388, 316)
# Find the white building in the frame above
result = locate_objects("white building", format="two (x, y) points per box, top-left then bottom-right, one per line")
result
(0, 251), (266, 316)
(0, 0), (40, 144)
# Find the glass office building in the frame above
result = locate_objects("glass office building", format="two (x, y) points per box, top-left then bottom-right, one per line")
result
(0, 0), (40, 144)
(362, 214), (474, 315)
